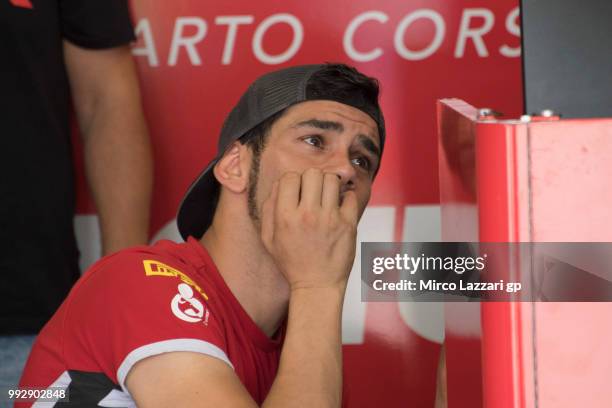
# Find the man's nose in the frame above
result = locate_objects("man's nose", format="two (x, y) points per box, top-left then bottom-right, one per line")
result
(323, 151), (356, 185)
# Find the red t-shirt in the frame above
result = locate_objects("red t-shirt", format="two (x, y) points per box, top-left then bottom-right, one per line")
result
(18, 238), (284, 407)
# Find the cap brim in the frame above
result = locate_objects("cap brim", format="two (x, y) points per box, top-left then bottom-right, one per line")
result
(177, 158), (220, 241)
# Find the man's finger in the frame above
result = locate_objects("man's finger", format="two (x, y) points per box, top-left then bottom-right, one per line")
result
(277, 172), (301, 215)
(300, 168), (324, 209)
(339, 190), (359, 225)
(321, 173), (341, 210)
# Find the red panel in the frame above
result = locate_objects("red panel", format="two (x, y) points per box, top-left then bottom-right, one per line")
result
(440, 99), (612, 408)
(437, 99), (483, 408)
(475, 121), (530, 408)
(526, 119), (612, 408)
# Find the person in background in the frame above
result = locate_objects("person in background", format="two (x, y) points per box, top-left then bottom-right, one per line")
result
(0, 0), (152, 389)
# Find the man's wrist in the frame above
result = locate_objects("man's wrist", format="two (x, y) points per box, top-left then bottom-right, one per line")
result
(289, 283), (347, 301)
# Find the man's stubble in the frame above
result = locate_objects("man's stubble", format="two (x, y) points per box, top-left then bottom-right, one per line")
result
(247, 146), (262, 226)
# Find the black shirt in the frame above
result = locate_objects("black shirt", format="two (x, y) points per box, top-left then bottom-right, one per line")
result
(0, 0), (135, 334)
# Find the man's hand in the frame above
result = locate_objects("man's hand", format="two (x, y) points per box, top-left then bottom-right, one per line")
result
(260, 168), (359, 291)
(257, 168), (357, 407)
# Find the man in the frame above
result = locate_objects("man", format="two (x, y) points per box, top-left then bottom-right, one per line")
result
(0, 0), (152, 384)
(19, 63), (385, 407)
(1, 0), (152, 331)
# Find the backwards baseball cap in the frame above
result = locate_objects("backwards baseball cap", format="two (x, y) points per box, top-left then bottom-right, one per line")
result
(177, 63), (386, 240)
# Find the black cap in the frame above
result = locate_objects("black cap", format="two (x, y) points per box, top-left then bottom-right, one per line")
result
(177, 64), (385, 240)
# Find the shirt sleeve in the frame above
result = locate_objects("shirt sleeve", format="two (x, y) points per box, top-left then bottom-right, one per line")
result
(59, 0), (135, 49)
(61, 251), (231, 393)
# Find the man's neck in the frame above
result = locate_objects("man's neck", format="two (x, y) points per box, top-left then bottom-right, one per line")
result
(199, 217), (290, 337)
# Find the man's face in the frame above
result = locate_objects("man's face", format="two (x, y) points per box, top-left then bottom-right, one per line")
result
(248, 100), (381, 224)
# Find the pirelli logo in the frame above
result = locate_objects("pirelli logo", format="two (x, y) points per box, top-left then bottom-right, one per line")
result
(143, 260), (209, 300)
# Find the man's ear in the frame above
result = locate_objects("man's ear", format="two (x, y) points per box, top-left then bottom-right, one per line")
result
(213, 142), (250, 194)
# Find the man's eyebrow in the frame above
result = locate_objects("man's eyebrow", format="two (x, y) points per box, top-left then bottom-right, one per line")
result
(357, 134), (381, 159)
(292, 119), (344, 132)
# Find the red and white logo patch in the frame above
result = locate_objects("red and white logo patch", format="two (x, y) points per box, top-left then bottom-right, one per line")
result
(171, 283), (209, 325)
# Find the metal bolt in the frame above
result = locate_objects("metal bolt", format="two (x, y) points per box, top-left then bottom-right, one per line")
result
(478, 108), (494, 117)
(478, 108), (502, 120)
(540, 109), (555, 117)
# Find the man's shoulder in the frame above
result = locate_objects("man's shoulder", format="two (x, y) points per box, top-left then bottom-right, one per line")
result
(89, 239), (194, 274)
(50, 241), (231, 393)
(65, 239), (219, 329)
(78, 239), (207, 296)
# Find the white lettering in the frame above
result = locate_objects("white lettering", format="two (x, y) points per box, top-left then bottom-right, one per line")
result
(409, 255), (421, 273)
(168, 17), (207, 66)
(506, 282), (521, 293)
(215, 15), (255, 65)
(455, 8), (494, 57)
(252, 14), (303, 65)
(373, 280), (414, 291)
(394, 9), (445, 60)
(499, 7), (521, 57)
(420, 280), (457, 291)
(343, 11), (389, 62)
(132, 19), (159, 67)
(373, 279), (383, 290)
(372, 257), (385, 274)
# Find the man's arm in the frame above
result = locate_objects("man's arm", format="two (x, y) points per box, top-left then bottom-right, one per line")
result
(64, 41), (153, 255)
(126, 169), (356, 407)
(127, 352), (257, 407)
(263, 286), (345, 407)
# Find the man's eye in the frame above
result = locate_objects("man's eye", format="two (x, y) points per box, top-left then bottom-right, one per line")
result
(352, 156), (371, 171)
(303, 135), (323, 148)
